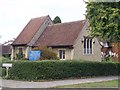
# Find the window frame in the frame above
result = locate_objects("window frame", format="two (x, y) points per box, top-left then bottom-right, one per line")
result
(58, 49), (66, 60)
(83, 37), (93, 55)
(18, 47), (23, 54)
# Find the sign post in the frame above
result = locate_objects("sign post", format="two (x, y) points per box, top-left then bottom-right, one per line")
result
(2, 63), (12, 77)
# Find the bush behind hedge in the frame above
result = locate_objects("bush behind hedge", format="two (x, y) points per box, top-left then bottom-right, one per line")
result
(33, 46), (59, 60)
(8, 60), (120, 81)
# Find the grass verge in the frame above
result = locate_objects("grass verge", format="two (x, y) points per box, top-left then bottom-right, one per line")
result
(54, 80), (119, 88)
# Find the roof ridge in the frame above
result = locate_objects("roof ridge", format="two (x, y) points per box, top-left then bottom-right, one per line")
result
(12, 15), (50, 45)
(12, 19), (32, 45)
(35, 19), (86, 46)
(48, 19), (86, 26)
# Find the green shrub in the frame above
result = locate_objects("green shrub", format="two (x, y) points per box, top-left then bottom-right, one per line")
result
(0, 57), (12, 68)
(0, 57), (13, 77)
(0, 67), (2, 77)
(2, 68), (6, 77)
(0, 56), (11, 62)
(0, 67), (6, 77)
(16, 52), (25, 60)
(33, 46), (59, 60)
(8, 60), (120, 81)
(3, 54), (11, 59)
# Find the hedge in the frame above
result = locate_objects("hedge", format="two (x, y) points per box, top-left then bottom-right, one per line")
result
(8, 60), (120, 81)
(0, 57), (12, 77)
(0, 67), (6, 77)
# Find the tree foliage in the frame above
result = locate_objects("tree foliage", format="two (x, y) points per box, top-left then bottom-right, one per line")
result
(53, 16), (62, 24)
(33, 46), (59, 60)
(86, 2), (120, 43)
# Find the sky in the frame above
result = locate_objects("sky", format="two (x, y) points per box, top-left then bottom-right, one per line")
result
(0, 0), (87, 44)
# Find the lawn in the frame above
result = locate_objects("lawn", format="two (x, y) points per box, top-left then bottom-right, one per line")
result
(54, 80), (119, 88)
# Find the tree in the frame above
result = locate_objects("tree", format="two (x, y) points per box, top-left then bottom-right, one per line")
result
(53, 16), (62, 24)
(33, 46), (59, 60)
(86, 1), (120, 45)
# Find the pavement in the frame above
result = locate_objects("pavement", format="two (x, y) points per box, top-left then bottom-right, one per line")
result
(0, 76), (119, 88)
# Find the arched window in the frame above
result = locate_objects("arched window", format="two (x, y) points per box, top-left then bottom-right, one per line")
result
(84, 38), (86, 54)
(84, 37), (93, 55)
(90, 39), (92, 54)
(87, 39), (89, 54)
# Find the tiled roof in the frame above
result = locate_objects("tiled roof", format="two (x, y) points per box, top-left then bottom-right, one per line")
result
(35, 20), (86, 47)
(12, 15), (48, 45)
(2, 45), (12, 54)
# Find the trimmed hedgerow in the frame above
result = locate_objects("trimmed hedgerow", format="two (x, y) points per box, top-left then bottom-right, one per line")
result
(0, 57), (13, 77)
(8, 60), (120, 81)
(2, 68), (6, 77)
(0, 68), (6, 77)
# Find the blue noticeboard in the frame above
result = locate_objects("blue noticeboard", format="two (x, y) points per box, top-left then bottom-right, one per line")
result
(29, 50), (41, 61)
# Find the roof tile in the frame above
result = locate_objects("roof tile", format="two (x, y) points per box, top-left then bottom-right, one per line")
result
(35, 20), (86, 47)
(12, 16), (48, 45)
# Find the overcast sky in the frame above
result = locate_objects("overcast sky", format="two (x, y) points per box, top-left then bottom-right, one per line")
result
(0, 0), (87, 44)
